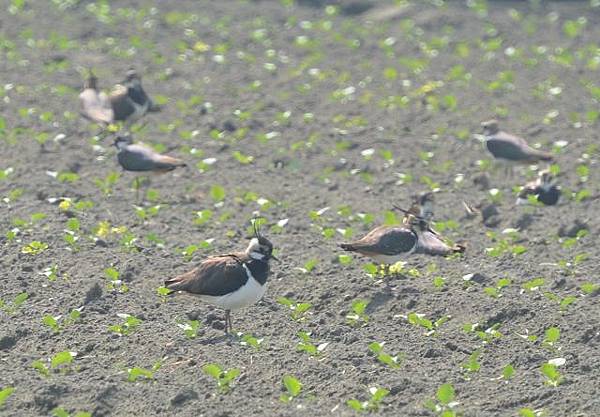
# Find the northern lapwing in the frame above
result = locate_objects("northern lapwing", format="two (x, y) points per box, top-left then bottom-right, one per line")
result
(395, 203), (466, 256)
(339, 214), (421, 268)
(110, 68), (159, 124)
(481, 120), (553, 175)
(79, 71), (114, 126)
(113, 133), (186, 200)
(164, 222), (278, 334)
(516, 170), (560, 206)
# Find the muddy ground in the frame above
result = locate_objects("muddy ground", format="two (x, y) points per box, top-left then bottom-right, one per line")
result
(1, 1), (599, 416)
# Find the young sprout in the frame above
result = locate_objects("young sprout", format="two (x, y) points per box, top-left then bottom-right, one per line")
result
(368, 342), (402, 369)
(501, 364), (515, 381)
(407, 313), (449, 336)
(484, 278), (511, 298)
(0, 387), (15, 407)
(540, 362), (563, 387)
(297, 331), (327, 356)
(347, 386), (390, 412)
(109, 314), (142, 336)
(177, 319), (200, 339)
(202, 364), (240, 394)
(277, 297), (311, 321)
(346, 299), (369, 327)
(542, 327), (560, 349)
(52, 407), (92, 417)
(424, 383), (459, 416)
(128, 361), (161, 382)
(104, 267), (128, 293)
(0, 292), (29, 315)
(280, 375), (303, 403)
(462, 350), (481, 375)
(21, 241), (49, 255)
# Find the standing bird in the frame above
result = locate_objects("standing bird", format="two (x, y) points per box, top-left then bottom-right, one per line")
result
(481, 120), (553, 174)
(79, 71), (114, 126)
(517, 170), (561, 206)
(114, 134), (186, 200)
(164, 223), (278, 334)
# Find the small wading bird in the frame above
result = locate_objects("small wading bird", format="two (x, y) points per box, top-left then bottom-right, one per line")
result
(80, 68), (158, 130)
(164, 222), (278, 334)
(516, 170), (561, 206)
(481, 119), (553, 175)
(114, 133), (186, 201)
(339, 208), (464, 275)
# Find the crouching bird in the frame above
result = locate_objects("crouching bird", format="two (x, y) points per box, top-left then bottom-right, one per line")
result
(164, 222), (278, 334)
(114, 133), (186, 201)
(517, 169), (560, 206)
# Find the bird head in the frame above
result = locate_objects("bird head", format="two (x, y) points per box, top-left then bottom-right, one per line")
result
(246, 219), (278, 262)
(481, 119), (499, 136)
(84, 70), (98, 90)
(113, 133), (133, 149)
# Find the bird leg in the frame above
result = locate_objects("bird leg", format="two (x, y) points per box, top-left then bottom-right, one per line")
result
(224, 310), (232, 334)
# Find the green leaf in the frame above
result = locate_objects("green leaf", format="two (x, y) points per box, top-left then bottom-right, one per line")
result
(502, 364), (515, 380)
(346, 399), (364, 411)
(0, 387), (15, 407)
(52, 408), (70, 417)
(436, 383), (455, 405)
(51, 351), (74, 368)
(202, 363), (222, 379)
(210, 185), (226, 202)
(127, 367), (154, 382)
(32, 360), (50, 377)
(283, 375), (302, 397)
(544, 327), (560, 343)
(13, 292), (28, 307)
(519, 409), (536, 417)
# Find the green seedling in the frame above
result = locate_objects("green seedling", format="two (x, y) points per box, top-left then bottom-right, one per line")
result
(104, 267), (129, 293)
(424, 383), (459, 416)
(483, 278), (511, 298)
(540, 362), (563, 387)
(580, 282), (599, 295)
(42, 309), (81, 333)
(177, 319), (200, 339)
(433, 276), (446, 289)
(298, 258), (318, 274)
(194, 209), (214, 226)
(463, 322), (502, 344)
(347, 386), (390, 412)
(0, 292), (29, 314)
(134, 205), (161, 221)
(462, 350), (481, 374)
(297, 331), (327, 356)
(368, 342), (402, 369)
(543, 292), (576, 311)
(128, 361), (161, 382)
(522, 277), (545, 292)
(202, 363), (240, 394)
(119, 232), (139, 252)
(210, 184), (226, 202)
(277, 297), (311, 321)
(542, 327), (560, 349)
(280, 375), (303, 403)
(407, 312), (449, 336)
(51, 351), (76, 372)
(346, 299), (369, 327)
(502, 364), (515, 381)
(519, 408), (546, 417)
(32, 359), (50, 377)
(21, 241), (49, 255)
(51, 407), (91, 417)
(0, 387), (15, 408)
(156, 286), (171, 300)
(94, 172), (120, 196)
(238, 332), (264, 350)
(109, 314), (142, 336)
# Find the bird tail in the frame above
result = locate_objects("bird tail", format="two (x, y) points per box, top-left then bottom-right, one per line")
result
(533, 150), (553, 162)
(339, 242), (357, 251)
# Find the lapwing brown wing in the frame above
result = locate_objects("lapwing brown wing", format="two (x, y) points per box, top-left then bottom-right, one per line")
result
(517, 170), (560, 206)
(165, 222), (277, 334)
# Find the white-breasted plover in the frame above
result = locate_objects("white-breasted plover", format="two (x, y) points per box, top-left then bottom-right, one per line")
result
(79, 71), (114, 126)
(165, 223), (277, 334)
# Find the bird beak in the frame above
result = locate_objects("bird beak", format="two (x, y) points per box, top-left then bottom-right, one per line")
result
(270, 254), (280, 262)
